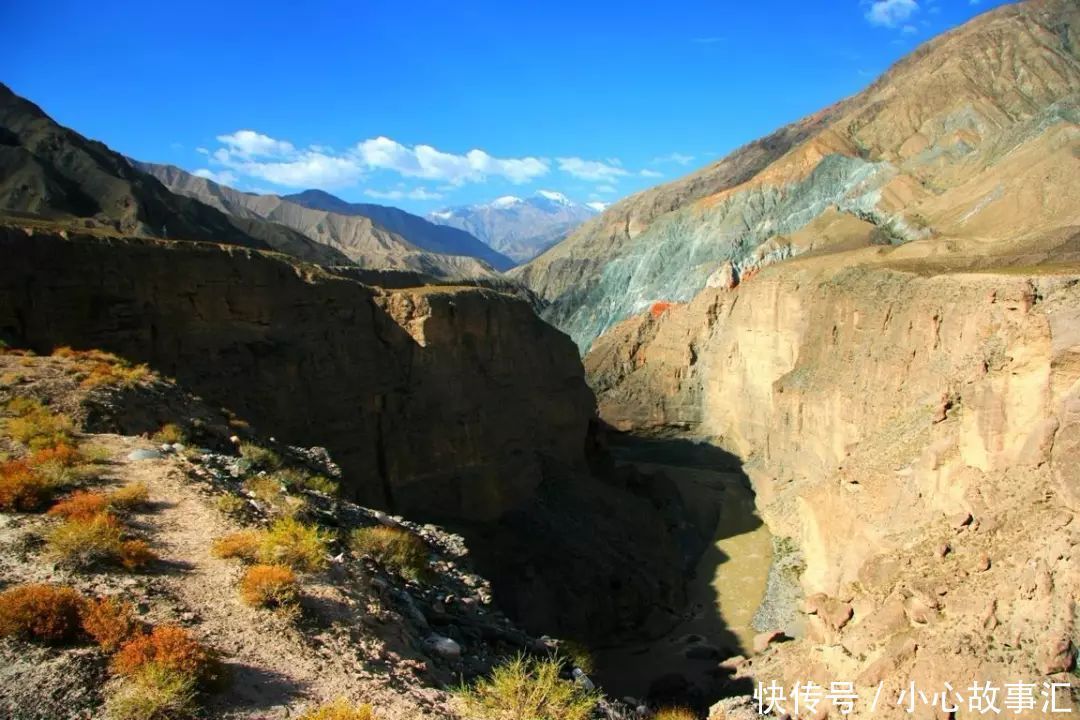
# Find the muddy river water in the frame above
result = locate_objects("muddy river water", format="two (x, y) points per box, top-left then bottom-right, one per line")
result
(591, 440), (776, 707)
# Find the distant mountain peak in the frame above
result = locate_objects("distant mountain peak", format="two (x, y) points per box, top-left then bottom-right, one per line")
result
(535, 190), (573, 206)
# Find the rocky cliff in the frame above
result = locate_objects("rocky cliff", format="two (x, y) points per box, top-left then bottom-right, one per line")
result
(586, 246), (1080, 716)
(515, 0), (1080, 352)
(0, 224), (693, 643)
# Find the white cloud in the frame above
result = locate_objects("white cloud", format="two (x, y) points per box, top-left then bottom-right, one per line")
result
(192, 168), (238, 186)
(557, 157), (628, 182)
(651, 152), (695, 166)
(586, 201), (610, 212)
(364, 187), (444, 201)
(354, 136), (549, 185)
(865, 0), (919, 28)
(640, 168), (664, 178)
(216, 130), (295, 158)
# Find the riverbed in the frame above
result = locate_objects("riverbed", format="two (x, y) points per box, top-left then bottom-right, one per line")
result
(590, 438), (775, 707)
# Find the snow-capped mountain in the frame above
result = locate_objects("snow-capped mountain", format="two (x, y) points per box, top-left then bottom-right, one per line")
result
(427, 191), (599, 264)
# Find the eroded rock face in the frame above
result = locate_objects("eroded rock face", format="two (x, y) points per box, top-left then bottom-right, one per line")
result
(0, 226), (593, 522)
(586, 251), (1080, 715)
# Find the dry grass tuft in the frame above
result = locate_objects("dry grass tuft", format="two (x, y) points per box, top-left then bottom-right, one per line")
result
(654, 709), (697, 720)
(238, 442), (282, 471)
(151, 424), (185, 445)
(215, 494), (247, 516)
(457, 655), (598, 720)
(239, 564), (300, 609)
(3, 397), (75, 451)
(46, 514), (125, 569)
(349, 526), (429, 580)
(259, 517), (330, 572)
(0, 584), (86, 643)
(270, 467), (339, 496)
(82, 596), (145, 651)
(297, 699), (377, 720)
(211, 530), (262, 562)
(105, 662), (199, 720)
(118, 539), (158, 571)
(109, 481), (151, 511)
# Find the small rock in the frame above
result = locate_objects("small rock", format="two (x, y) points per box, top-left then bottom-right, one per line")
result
(974, 554), (991, 572)
(572, 668), (595, 691)
(1038, 637), (1076, 675)
(753, 630), (788, 654)
(935, 543), (951, 559)
(424, 634), (462, 660)
(951, 512), (973, 530)
(171, 443), (186, 452)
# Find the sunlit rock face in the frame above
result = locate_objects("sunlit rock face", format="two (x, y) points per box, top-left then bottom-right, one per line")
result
(514, 0), (1080, 353)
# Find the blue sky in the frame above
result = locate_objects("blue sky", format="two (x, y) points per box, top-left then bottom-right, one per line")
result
(4, 0), (1011, 214)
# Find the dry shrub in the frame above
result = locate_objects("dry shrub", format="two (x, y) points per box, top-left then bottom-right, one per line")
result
(112, 625), (221, 685)
(654, 710), (697, 720)
(0, 583), (86, 643)
(28, 443), (83, 468)
(215, 494), (247, 516)
(46, 514), (123, 568)
(82, 596), (145, 651)
(0, 459), (51, 511)
(349, 526), (429, 580)
(298, 699), (376, 720)
(109, 481), (150, 511)
(105, 662), (198, 720)
(80, 358), (152, 390)
(3, 398), (75, 451)
(259, 517), (329, 572)
(242, 474), (285, 506)
(239, 564), (300, 609)
(238, 442), (282, 471)
(151, 424), (185, 445)
(271, 468), (338, 496)
(119, 539), (157, 571)
(48, 490), (111, 521)
(458, 655), (598, 720)
(211, 530), (262, 562)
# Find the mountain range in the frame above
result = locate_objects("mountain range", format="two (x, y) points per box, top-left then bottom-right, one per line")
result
(512, 0), (1080, 351)
(428, 191), (599, 264)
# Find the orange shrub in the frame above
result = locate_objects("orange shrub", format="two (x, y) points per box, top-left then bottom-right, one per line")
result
(118, 539), (157, 571)
(81, 596), (145, 651)
(0, 459), (51, 511)
(239, 564), (299, 608)
(27, 443), (83, 468)
(650, 301), (674, 318)
(112, 625), (220, 684)
(0, 584), (86, 643)
(211, 530), (262, 562)
(48, 490), (111, 521)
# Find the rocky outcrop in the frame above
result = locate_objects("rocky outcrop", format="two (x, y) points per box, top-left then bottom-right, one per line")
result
(586, 248), (1080, 716)
(0, 224), (692, 644)
(515, 0), (1080, 351)
(0, 225), (591, 519)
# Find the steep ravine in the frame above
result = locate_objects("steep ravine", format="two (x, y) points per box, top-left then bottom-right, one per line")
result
(585, 252), (1080, 717)
(0, 225), (697, 650)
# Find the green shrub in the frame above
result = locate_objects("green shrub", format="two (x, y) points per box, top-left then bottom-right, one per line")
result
(3, 398), (74, 451)
(239, 443), (282, 471)
(349, 526), (429, 580)
(271, 468), (338, 496)
(151, 424), (185, 445)
(458, 655), (598, 720)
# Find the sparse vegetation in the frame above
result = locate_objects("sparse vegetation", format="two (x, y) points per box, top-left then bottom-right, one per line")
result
(112, 625), (222, 687)
(557, 639), (594, 674)
(457, 655), (598, 720)
(271, 467), (339, 496)
(654, 709), (697, 720)
(46, 513), (125, 568)
(53, 348), (154, 390)
(118, 539), (157, 570)
(48, 489), (111, 521)
(0, 458), (53, 511)
(215, 494), (247, 516)
(239, 564), (300, 609)
(3, 397), (75, 451)
(259, 517), (330, 572)
(349, 526), (429, 580)
(82, 596), (145, 651)
(0, 583), (86, 643)
(109, 481), (151, 511)
(297, 699), (377, 720)
(211, 530), (262, 562)
(105, 663), (199, 720)
(151, 423), (185, 445)
(239, 442), (282, 471)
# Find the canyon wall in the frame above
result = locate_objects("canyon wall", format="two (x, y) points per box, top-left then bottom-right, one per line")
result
(587, 248), (1080, 715)
(0, 226), (593, 520)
